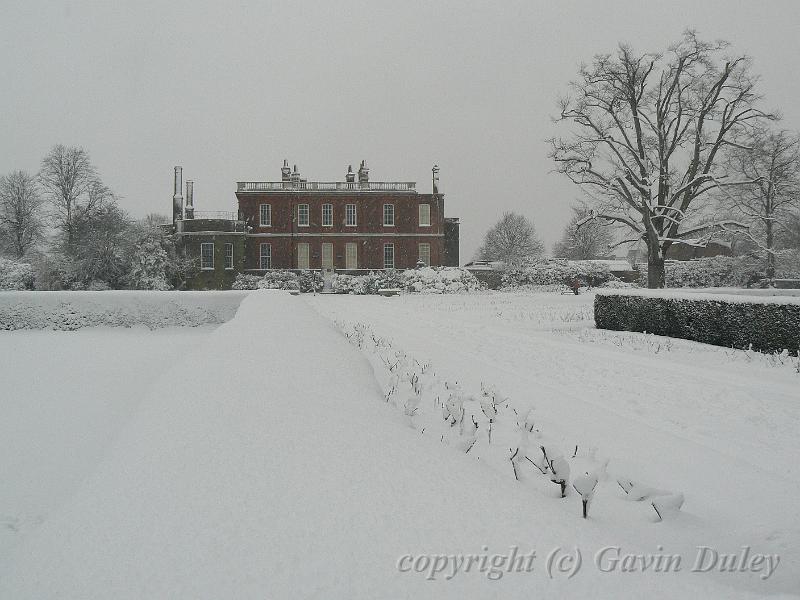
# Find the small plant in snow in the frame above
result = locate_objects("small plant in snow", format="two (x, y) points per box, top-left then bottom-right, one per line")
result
(573, 472), (599, 518)
(541, 445), (570, 498)
(651, 493), (685, 521)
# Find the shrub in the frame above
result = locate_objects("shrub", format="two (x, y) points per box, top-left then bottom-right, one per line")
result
(297, 270), (323, 293)
(502, 259), (617, 289)
(0, 258), (35, 290)
(232, 270), (321, 292)
(642, 252), (800, 288)
(402, 267), (483, 294)
(257, 271), (300, 290)
(595, 290), (800, 354)
(231, 273), (262, 290)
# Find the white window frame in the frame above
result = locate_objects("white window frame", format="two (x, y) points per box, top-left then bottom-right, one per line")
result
(259, 243), (271, 269)
(224, 243), (234, 270)
(418, 243), (431, 267)
(345, 243), (357, 270)
(297, 243), (310, 269)
(297, 204), (309, 227)
(383, 203), (395, 227)
(419, 203), (431, 227)
(383, 243), (394, 269)
(345, 204), (357, 227)
(321, 243), (334, 269)
(322, 203), (333, 227)
(259, 203), (271, 227)
(200, 242), (214, 270)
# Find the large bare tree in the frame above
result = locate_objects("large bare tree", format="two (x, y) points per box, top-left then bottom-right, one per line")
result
(477, 211), (544, 266)
(550, 32), (772, 287)
(0, 170), (45, 259)
(722, 127), (800, 277)
(39, 145), (104, 253)
(553, 205), (615, 259)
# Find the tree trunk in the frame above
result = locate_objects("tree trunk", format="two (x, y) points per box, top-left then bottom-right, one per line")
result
(647, 247), (666, 289)
(766, 220), (776, 279)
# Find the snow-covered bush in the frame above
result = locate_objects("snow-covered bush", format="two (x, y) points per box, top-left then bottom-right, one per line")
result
(502, 259), (617, 289)
(599, 280), (638, 289)
(127, 230), (171, 290)
(0, 258), (35, 290)
(297, 270), (323, 293)
(573, 472), (599, 518)
(232, 270), (321, 292)
(231, 273), (262, 290)
(643, 253), (800, 288)
(595, 290), (800, 354)
(402, 267), (483, 294)
(257, 271), (300, 290)
(331, 268), (481, 295)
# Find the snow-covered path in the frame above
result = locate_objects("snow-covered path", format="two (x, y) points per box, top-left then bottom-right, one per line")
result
(0, 291), (792, 598)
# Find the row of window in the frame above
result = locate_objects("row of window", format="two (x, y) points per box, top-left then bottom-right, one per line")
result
(259, 203), (431, 227)
(259, 242), (431, 270)
(201, 243), (235, 270)
(201, 241), (432, 271)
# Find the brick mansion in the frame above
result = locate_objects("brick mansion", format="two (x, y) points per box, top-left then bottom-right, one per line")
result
(169, 161), (460, 289)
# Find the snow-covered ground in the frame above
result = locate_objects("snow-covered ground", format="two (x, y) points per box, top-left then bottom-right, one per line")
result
(0, 290), (797, 598)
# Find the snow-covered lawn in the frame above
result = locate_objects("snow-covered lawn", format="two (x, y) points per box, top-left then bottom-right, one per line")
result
(0, 326), (217, 561)
(0, 289), (797, 599)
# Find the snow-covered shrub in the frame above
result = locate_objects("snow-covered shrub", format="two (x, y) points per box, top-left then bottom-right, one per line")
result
(573, 472), (599, 518)
(331, 268), (482, 294)
(651, 493), (685, 521)
(595, 290), (800, 354)
(502, 259), (617, 289)
(231, 273), (262, 290)
(127, 230), (171, 290)
(402, 267), (483, 294)
(644, 253), (800, 288)
(599, 280), (637, 289)
(0, 258), (35, 290)
(297, 270), (323, 293)
(233, 271), (322, 292)
(257, 270), (300, 290)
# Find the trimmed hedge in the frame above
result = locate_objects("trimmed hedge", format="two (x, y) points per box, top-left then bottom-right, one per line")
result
(594, 290), (800, 354)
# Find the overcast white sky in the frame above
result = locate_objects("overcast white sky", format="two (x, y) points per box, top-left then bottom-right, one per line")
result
(2, 1), (799, 261)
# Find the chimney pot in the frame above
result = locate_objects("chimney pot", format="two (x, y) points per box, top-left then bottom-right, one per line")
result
(173, 166), (184, 224)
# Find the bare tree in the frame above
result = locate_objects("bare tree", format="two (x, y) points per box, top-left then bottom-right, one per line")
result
(722, 128), (800, 277)
(39, 145), (102, 253)
(553, 205), (615, 259)
(477, 211), (544, 266)
(550, 31), (773, 287)
(0, 170), (45, 259)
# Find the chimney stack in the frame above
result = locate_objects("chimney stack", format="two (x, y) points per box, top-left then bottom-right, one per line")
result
(281, 159), (291, 182)
(345, 165), (355, 183)
(357, 160), (369, 186)
(173, 166), (184, 224)
(185, 180), (194, 219)
(432, 164), (440, 195)
(291, 164), (301, 186)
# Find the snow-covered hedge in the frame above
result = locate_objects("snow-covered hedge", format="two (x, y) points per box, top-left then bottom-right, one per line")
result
(595, 289), (800, 354)
(332, 267), (481, 294)
(402, 267), (483, 294)
(0, 258), (35, 290)
(502, 259), (618, 289)
(644, 252), (800, 288)
(0, 291), (247, 330)
(232, 271), (323, 293)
